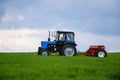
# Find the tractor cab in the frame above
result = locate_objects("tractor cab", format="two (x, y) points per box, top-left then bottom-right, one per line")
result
(38, 30), (77, 56)
(55, 31), (76, 45)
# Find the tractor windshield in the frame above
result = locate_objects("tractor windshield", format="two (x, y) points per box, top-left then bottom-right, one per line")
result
(59, 33), (65, 41)
(51, 31), (58, 41)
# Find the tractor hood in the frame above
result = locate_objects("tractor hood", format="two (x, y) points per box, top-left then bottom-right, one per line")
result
(41, 41), (57, 49)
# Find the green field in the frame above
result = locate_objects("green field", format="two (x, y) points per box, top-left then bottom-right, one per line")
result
(0, 52), (120, 80)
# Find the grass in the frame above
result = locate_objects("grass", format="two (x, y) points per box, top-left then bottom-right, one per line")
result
(0, 52), (120, 80)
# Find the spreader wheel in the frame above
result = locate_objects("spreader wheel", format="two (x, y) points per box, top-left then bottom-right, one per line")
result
(61, 44), (76, 56)
(96, 49), (107, 57)
(40, 49), (49, 56)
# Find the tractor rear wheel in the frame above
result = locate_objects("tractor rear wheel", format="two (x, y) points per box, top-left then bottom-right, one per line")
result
(40, 49), (49, 56)
(96, 49), (107, 57)
(61, 44), (76, 56)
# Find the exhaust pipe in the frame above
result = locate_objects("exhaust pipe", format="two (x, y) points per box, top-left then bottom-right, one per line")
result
(48, 31), (50, 41)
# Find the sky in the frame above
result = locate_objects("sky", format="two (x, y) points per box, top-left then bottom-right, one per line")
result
(0, 0), (120, 52)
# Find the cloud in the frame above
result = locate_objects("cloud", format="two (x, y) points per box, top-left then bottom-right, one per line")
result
(2, 13), (13, 21)
(0, 0), (119, 36)
(0, 28), (120, 52)
(17, 15), (25, 21)
(0, 28), (48, 52)
(75, 31), (120, 52)
(2, 13), (25, 21)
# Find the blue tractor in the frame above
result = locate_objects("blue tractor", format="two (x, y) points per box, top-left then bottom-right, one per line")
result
(38, 30), (77, 56)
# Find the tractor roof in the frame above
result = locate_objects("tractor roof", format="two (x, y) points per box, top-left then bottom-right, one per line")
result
(57, 30), (74, 34)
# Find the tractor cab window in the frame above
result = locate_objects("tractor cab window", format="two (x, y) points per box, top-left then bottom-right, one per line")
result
(59, 33), (65, 41)
(66, 33), (74, 42)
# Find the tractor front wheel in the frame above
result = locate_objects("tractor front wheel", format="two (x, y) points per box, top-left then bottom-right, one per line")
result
(96, 49), (107, 57)
(39, 49), (49, 56)
(62, 44), (76, 56)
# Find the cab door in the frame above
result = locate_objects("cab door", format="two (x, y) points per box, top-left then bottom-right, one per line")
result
(57, 33), (66, 51)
